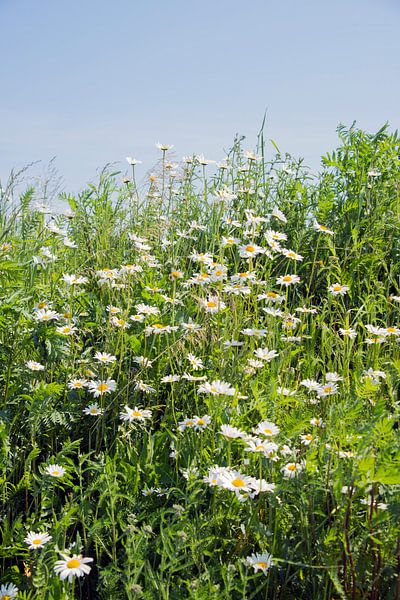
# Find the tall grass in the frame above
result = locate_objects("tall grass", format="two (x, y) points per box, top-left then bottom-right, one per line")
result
(1, 123), (400, 599)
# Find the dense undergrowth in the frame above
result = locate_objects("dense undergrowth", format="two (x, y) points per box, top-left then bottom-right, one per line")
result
(1, 124), (400, 599)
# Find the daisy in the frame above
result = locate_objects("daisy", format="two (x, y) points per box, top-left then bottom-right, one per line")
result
(204, 466), (230, 487)
(161, 374), (181, 383)
(282, 462), (304, 478)
(130, 314), (145, 323)
(156, 142), (174, 151)
(193, 415), (211, 430)
(134, 380), (156, 393)
(255, 421), (280, 437)
(68, 378), (87, 390)
(241, 328), (268, 338)
(295, 306), (317, 314)
(45, 464), (66, 478)
(310, 417), (325, 427)
(265, 229), (287, 243)
(221, 236), (240, 247)
(135, 303), (160, 316)
(258, 291), (285, 303)
(198, 380), (235, 396)
(26, 360), (45, 371)
(329, 283), (349, 296)
(276, 274), (300, 286)
(317, 383), (338, 397)
(169, 270), (184, 280)
(313, 221), (334, 235)
(63, 237), (78, 248)
(281, 248), (304, 261)
(300, 379), (323, 393)
(254, 348), (279, 362)
(145, 323), (178, 336)
(217, 470), (254, 493)
(325, 372), (343, 382)
(187, 353), (204, 370)
(107, 305), (121, 315)
(0, 584), (19, 599)
(244, 438), (278, 455)
(339, 327), (357, 339)
(276, 386), (296, 396)
(120, 405), (152, 422)
(54, 553), (93, 582)
(94, 352), (116, 364)
(62, 273), (88, 285)
(24, 531), (52, 549)
(238, 243), (265, 258)
(110, 317), (130, 329)
(126, 157), (142, 165)
(219, 424), (246, 439)
(56, 325), (77, 335)
(87, 379), (117, 397)
(83, 403), (103, 416)
(246, 552), (274, 574)
(382, 326), (400, 336)
(34, 308), (59, 322)
(300, 433), (314, 446)
(199, 296), (226, 313)
(178, 417), (196, 431)
(181, 373), (208, 381)
(271, 207), (287, 223)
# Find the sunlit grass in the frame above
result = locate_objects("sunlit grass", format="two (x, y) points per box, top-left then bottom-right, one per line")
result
(1, 123), (400, 599)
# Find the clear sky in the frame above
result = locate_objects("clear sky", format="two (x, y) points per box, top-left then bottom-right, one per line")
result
(1, 0), (399, 193)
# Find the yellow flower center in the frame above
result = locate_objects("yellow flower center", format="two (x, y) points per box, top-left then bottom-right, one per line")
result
(231, 478), (245, 488)
(131, 411), (142, 417)
(333, 285), (342, 292)
(305, 434), (313, 440)
(67, 558), (81, 569)
(215, 270), (223, 277)
(170, 271), (181, 278)
(97, 383), (109, 392)
(256, 562), (268, 569)
(387, 327), (396, 333)
(263, 428), (272, 435)
(287, 251), (295, 258)
(197, 419), (205, 425)
(256, 445), (265, 451)
(239, 272), (248, 277)
(283, 276), (292, 282)
(320, 225), (328, 231)
(51, 471), (60, 477)
(267, 292), (277, 298)
(1, 595), (11, 600)
(287, 464), (297, 471)
(38, 302), (47, 308)
(153, 323), (164, 329)
(32, 538), (42, 545)
(207, 301), (217, 308)
(246, 245), (255, 252)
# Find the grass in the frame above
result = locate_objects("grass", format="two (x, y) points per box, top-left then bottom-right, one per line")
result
(1, 122), (400, 599)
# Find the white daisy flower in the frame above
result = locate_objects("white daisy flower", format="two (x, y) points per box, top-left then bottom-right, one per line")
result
(24, 531), (52, 549)
(87, 379), (117, 397)
(53, 553), (93, 582)
(246, 552), (274, 574)
(120, 405), (152, 422)
(45, 464), (66, 478)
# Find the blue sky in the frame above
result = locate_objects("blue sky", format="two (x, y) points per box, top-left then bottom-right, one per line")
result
(1, 0), (399, 193)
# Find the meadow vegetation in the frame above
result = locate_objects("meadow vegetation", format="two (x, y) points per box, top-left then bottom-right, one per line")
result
(1, 123), (400, 599)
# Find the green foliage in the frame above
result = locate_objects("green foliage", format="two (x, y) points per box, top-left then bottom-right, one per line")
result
(1, 125), (400, 599)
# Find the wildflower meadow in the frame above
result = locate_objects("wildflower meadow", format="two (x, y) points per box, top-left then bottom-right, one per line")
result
(1, 123), (400, 599)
